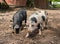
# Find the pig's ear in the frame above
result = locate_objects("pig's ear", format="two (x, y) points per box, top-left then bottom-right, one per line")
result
(44, 11), (48, 15)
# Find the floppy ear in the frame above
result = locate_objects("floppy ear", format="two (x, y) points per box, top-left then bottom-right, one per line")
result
(44, 11), (48, 15)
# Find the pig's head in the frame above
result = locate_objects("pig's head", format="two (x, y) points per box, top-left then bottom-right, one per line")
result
(26, 20), (38, 37)
(29, 21), (37, 31)
(28, 17), (38, 32)
(14, 24), (20, 34)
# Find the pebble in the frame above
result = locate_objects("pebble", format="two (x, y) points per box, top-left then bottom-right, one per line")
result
(50, 41), (55, 44)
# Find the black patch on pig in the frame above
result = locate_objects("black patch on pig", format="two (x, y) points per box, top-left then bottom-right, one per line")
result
(31, 17), (37, 23)
(42, 16), (45, 21)
(37, 24), (40, 29)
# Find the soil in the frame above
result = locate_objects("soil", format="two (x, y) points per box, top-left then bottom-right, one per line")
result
(0, 8), (60, 44)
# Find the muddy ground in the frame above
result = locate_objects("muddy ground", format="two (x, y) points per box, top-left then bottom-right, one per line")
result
(0, 8), (60, 44)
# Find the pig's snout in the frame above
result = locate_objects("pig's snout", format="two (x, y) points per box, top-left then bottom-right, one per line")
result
(14, 25), (20, 34)
(15, 28), (19, 34)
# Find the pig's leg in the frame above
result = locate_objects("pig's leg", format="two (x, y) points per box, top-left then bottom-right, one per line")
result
(45, 18), (48, 29)
(25, 18), (27, 25)
(25, 33), (29, 38)
(39, 29), (42, 35)
(24, 16), (27, 29)
(25, 14), (27, 25)
(38, 24), (42, 35)
(40, 23), (44, 30)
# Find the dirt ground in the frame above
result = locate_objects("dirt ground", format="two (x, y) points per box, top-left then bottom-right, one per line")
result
(0, 8), (60, 44)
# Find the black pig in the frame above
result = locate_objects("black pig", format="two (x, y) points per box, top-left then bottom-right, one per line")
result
(13, 9), (27, 34)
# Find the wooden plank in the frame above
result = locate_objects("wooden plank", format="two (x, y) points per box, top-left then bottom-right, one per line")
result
(34, 0), (48, 9)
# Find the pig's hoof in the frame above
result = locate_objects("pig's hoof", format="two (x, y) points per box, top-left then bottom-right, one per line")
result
(25, 35), (28, 38)
(39, 32), (41, 35)
(25, 33), (29, 38)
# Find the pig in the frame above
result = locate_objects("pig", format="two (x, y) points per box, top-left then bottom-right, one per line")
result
(26, 10), (48, 37)
(13, 9), (27, 34)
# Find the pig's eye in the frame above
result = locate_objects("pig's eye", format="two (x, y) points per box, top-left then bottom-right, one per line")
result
(31, 25), (34, 27)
